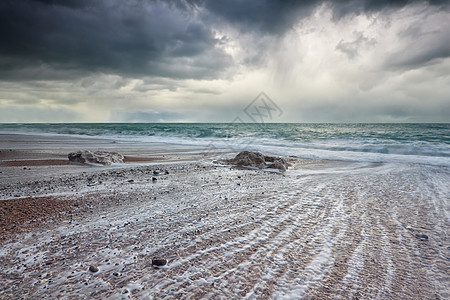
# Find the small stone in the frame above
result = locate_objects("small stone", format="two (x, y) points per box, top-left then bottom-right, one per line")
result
(152, 258), (167, 266)
(415, 233), (428, 241)
(89, 265), (99, 272)
(113, 272), (119, 276)
(152, 177), (157, 182)
(128, 179), (134, 183)
(153, 170), (160, 176)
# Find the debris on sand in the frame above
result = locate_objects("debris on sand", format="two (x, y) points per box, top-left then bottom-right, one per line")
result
(68, 150), (124, 166)
(415, 233), (429, 241)
(152, 258), (167, 267)
(153, 169), (169, 176)
(222, 151), (289, 172)
(89, 265), (99, 272)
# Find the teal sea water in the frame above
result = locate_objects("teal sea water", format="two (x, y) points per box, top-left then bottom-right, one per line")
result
(1, 123), (449, 166)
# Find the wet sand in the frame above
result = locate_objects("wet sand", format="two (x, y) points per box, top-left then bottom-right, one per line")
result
(0, 133), (449, 299)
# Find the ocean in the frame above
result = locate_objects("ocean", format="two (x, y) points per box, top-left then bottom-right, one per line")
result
(0, 123), (449, 166)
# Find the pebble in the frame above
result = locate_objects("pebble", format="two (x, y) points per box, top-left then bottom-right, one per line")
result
(152, 177), (157, 182)
(415, 233), (428, 241)
(152, 258), (167, 266)
(89, 265), (99, 272)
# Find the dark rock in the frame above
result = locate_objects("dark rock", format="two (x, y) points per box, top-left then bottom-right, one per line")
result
(152, 177), (157, 182)
(224, 151), (288, 172)
(263, 155), (275, 162)
(68, 150), (124, 165)
(128, 179), (134, 183)
(415, 233), (428, 241)
(113, 272), (119, 276)
(266, 158), (288, 172)
(153, 170), (160, 176)
(227, 151), (266, 169)
(152, 258), (167, 266)
(89, 265), (99, 272)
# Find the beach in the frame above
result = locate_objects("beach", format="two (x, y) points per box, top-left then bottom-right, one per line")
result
(0, 132), (449, 299)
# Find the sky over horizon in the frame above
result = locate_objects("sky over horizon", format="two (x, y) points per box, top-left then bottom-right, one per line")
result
(0, 0), (449, 123)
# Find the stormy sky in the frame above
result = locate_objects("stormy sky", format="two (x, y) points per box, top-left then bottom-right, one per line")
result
(0, 0), (449, 122)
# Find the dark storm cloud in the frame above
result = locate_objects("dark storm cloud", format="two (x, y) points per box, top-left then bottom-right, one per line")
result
(0, 0), (232, 80)
(328, 0), (449, 18)
(198, 0), (317, 34)
(186, 0), (449, 33)
(0, 0), (448, 81)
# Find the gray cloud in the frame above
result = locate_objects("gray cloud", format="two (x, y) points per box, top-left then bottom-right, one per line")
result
(0, 105), (80, 122)
(285, 96), (450, 123)
(0, 0), (232, 81)
(1, 0), (448, 82)
(329, 0), (449, 19)
(336, 32), (376, 59)
(386, 18), (450, 69)
(1, 0), (449, 123)
(111, 110), (184, 122)
(191, 0), (449, 33)
(199, 0), (316, 34)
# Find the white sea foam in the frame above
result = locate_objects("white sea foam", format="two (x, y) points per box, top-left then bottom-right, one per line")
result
(1, 123), (449, 166)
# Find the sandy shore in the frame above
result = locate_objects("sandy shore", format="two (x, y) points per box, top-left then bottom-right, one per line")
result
(0, 133), (449, 299)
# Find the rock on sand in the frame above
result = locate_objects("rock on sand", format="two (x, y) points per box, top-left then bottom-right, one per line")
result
(68, 150), (124, 166)
(152, 258), (167, 266)
(224, 151), (289, 172)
